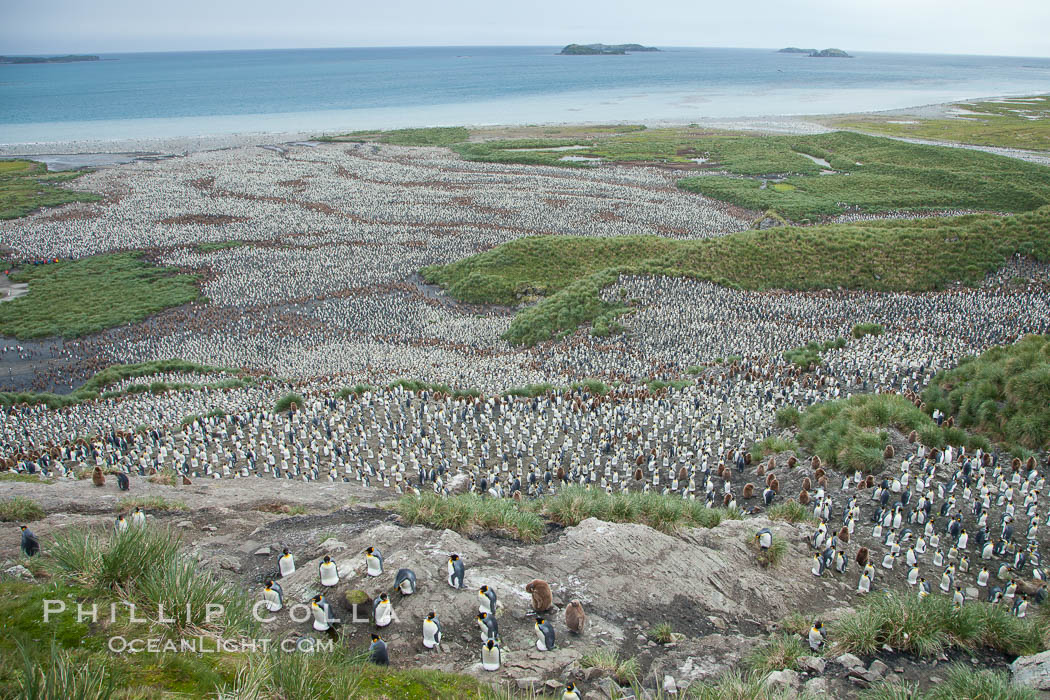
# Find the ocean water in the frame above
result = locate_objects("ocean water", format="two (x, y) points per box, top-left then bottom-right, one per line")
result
(1, 46), (1049, 144)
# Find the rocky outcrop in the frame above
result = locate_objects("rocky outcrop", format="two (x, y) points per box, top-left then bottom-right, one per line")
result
(1011, 650), (1050, 691)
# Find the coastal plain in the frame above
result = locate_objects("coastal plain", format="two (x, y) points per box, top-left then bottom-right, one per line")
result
(1, 109), (1050, 699)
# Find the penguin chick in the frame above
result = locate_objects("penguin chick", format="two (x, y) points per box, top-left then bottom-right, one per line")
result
(565, 600), (586, 634)
(526, 579), (553, 613)
(92, 467), (105, 487)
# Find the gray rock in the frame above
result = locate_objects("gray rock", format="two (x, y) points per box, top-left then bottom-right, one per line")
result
(515, 677), (542, 691)
(176, 520), (192, 528)
(3, 564), (34, 581)
(803, 677), (828, 696)
(764, 669), (800, 696)
(1011, 649), (1050, 690)
(254, 545), (272, 556)
(835, 653), (864, 670)
(201, 524), (217, 532)
(868, 659), (889, 678)
(798, 656), (826, 674)
(663, 675), (678, 695)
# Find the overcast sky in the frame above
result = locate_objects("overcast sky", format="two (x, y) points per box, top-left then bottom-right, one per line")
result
(3, 0), (1049, 57)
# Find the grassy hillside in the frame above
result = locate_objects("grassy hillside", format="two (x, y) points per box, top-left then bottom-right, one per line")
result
(0, 253), (200, 339)
(423, 206), (1050, 345)
(923, 334), (1050, 452)
(0, 159), (100, 220)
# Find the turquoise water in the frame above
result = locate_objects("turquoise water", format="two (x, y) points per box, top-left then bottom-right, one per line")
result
(1, 46), (1049, 144)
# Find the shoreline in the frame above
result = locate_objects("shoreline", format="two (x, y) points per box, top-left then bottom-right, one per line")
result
(0, 94), (1021, 158)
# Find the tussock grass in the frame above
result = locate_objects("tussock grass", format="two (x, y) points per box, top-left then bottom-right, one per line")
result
(649, 622), (674, 644)
(926, 664), (1035, 700)
(318, 126), (469, 147)
(748, 532), (788, 567)
(778, 612), (811, 636)
(580, 648), (640, 685)
(117, 495), (187, 512)
(15, 638), (115, 700)
(852, 323), (885, 339)
(539, 486), (740, 534)
(423, 206), (1050, 345)
(775, 406), (801, 428)
(0, 472), (53, 485)
(766, 500), (816, 524)
(797, 393), (985, 472)
(923, 334), (1050, 451)
(753, 436), (799, 457)
(834, 592), (1044, 658)
(688, 669), (805, 700)
(784, 337), (846, 369)
(0, 496), (44, 522)
(397, 492), (545, 542)
(273, 392), (304, 413)
(0, 253), (200, 339)
(746, 633), (808, 673)
(859, 680), (922, 700)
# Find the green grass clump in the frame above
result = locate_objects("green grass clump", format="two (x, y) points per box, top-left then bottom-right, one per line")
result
(540, 487), (739, 534)
(835, 592), (1044, 658)
(852, 322), (885, 338)
(649, 622), (674, 644)
(423, 206), (1050, 345)
(797, 393), (985, 472)
(0, 159), (100, 220)
(319, 126), (470, 147)
(0, 496), (44, 522)
(775, 406), (801, 428)
(0, 472), (52, 484)
(452, 139), (598, 167)
(926, 664), (1036, 700)
(753, 436), (799, 457)
(784, 337), (846, 369)
(748, 532), (788, 567)
(766, 500), (816, 524)
(273, 392), (305, 413)
(580, 648), (639, 685)
(116, 495), (188, 512)
(397, 492), (545, 542)
(0, 253), (200, 339)
(832, 95), (1050, 151)
(745, 633), (808, 673)
(923, 334), (1050, 451)
(15, 638), (115, 700)
(688, 669), (802, 700)
(196, 241), (246, 252)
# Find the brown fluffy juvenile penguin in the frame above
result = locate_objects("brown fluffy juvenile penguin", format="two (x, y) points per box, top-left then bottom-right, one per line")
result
(92, 467), (105, 487)
(799, 489), (810, 506)
(525, 580), (553, 613)
(856, 547), (869, 566)
(742, 483), (755, 499)
(565, 600), (586, 634)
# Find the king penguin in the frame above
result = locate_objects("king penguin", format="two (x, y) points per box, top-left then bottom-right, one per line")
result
(116, 472), (130, 491)
(535, 617), (556, 651)
(811, 553), (825, 577)
(395, 568), (417, 595)
(373, 593), (393, 627)
(131, 507), (145, 527)
(447, 553), (465, 589)
(279, 548), (295, 577)
(755, 528), (772, 550)
(319, 555), (340, 587)
(310, 594), (333, 631)
(365, 547), (383, 577)
(20, 525), (39, 557)
(562, 682), (582, 700)
(481, 638), (501, 671)
(478, 585), (497, 614)
(262, 579), (283, 612)
(422, 611), (442, 649)
(808, 621), (826, 651)
(478, 612), (499, 642)
(115, 514), (128, 532)
(369, 634), (389, 665)
(857, 570), (871, 594)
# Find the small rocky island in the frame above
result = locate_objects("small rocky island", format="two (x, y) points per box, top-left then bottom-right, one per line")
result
(810, 48), (852, 58)
(0, 55), (100, 64)
(777, 47), (853, 58)
(559, 44), (659, 55)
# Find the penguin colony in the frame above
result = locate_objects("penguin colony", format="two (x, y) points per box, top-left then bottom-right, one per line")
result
(0, 140), (1047, 398)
